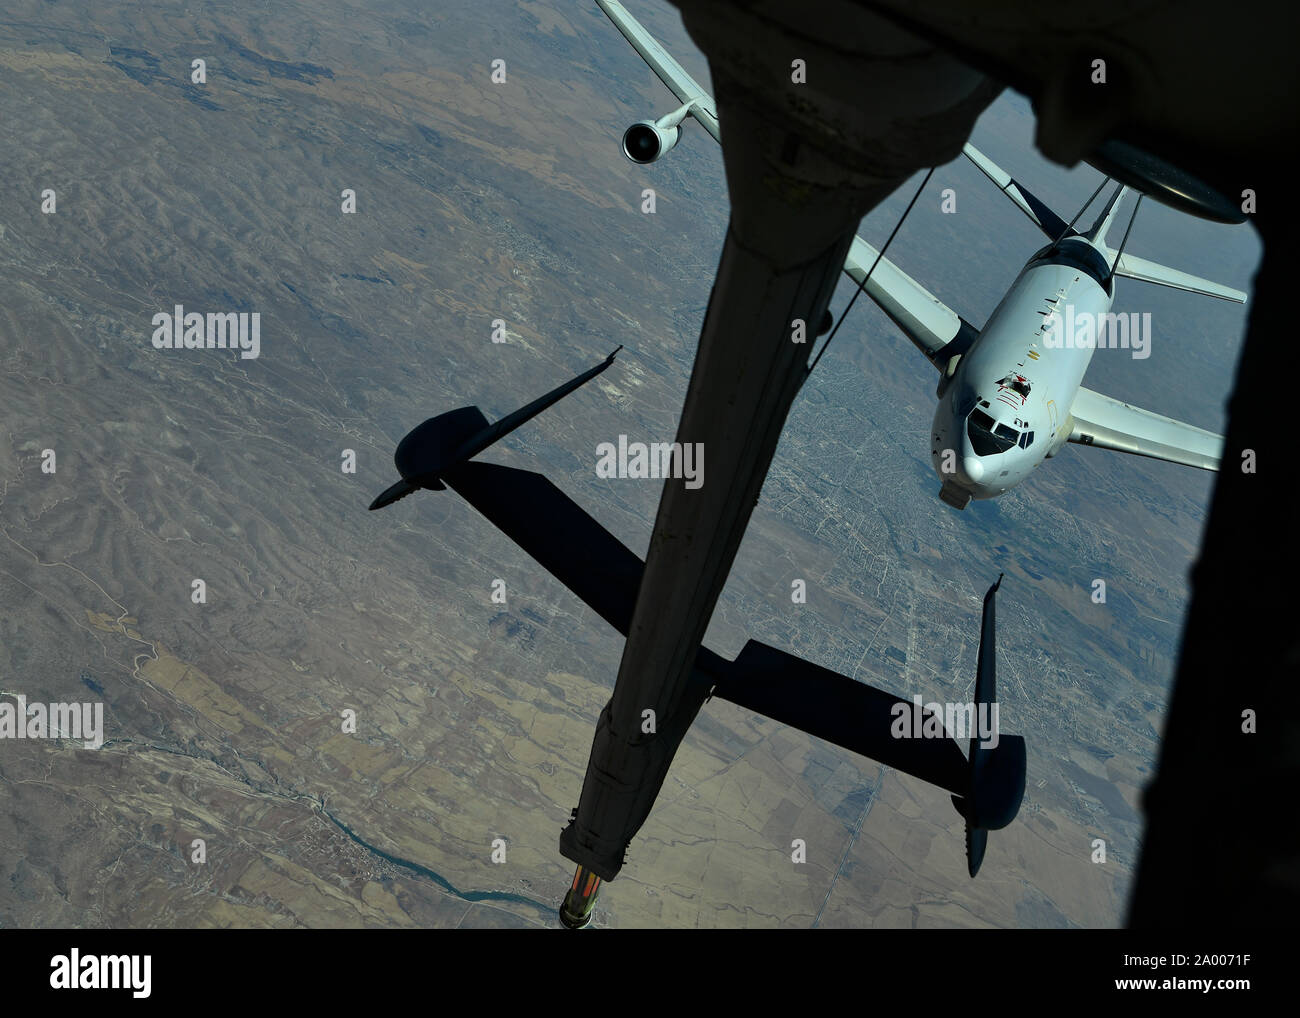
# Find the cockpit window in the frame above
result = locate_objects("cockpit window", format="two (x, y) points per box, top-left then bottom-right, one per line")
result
(968, 408), (1017, 456)
(1018, 431), (1035, 449)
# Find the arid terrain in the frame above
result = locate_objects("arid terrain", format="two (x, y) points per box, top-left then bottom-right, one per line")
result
(0, 0), (1259, 927)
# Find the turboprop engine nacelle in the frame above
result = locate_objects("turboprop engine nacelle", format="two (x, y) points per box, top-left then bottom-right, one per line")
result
(620, 101), (696, 163)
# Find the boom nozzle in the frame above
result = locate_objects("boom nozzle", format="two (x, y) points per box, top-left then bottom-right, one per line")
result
(559, 864), (602, 929)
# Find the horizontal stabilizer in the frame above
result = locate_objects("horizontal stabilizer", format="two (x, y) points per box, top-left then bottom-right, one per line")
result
(1105, 249), (1247, 303)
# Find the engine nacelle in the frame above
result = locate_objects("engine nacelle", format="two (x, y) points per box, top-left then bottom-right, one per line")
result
(621, 119), (680, 163)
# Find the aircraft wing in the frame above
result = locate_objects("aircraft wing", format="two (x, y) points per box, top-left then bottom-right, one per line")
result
(597, 0), (975, 369)
(961, 142), (1071, 241)
(844, 235), (978, 367)
(1068, 385), (1223, 471)
(1105, 250), (1248, 303)
(595, 0), (719, 141)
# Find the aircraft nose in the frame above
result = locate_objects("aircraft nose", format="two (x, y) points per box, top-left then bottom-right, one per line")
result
(957, 432), (984, 484)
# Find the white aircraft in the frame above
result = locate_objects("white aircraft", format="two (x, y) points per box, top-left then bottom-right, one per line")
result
(597, 0), (1248, 509)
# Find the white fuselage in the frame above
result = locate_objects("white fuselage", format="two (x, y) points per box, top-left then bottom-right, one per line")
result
(930, 238), (1113, 500)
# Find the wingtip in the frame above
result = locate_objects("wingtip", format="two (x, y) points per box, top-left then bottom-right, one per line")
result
(369, 479), (417, 511)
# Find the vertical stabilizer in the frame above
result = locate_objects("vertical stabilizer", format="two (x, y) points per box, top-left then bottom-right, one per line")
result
(1084, 185), (1131, 248)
